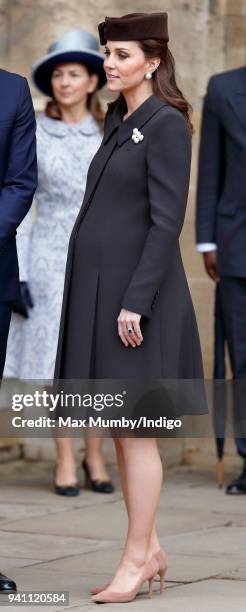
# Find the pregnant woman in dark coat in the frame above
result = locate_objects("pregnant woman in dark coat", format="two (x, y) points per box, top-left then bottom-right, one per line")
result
(54, 12), (207, 604)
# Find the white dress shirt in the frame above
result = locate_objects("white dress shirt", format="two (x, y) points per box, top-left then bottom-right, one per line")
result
(197, 243), (217, 252)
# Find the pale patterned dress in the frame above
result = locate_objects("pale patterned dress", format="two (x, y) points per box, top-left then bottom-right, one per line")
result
(4, 112), (102, 379)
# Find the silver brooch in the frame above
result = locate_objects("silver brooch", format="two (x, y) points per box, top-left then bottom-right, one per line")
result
(131, 127), (144, 144)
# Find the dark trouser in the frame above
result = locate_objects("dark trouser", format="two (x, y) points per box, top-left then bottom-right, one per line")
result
(0, 302), (12, 379)
(0, 302), (15, 586)
(219, 277), (246, 459)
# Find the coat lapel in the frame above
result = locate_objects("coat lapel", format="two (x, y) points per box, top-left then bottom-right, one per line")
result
(83, 99), (124, 183)
(73, 130), (118, 230)
(227, 68), (246, 130)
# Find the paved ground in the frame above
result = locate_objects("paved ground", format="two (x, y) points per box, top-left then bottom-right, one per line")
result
(0, 459), (245, 611)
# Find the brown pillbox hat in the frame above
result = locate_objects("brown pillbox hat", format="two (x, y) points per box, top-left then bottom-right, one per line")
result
(98, 12), (169, 45)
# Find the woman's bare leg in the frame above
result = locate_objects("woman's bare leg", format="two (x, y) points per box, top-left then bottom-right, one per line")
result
(114, 439), (161, 557)
(102, 437), (163, 593)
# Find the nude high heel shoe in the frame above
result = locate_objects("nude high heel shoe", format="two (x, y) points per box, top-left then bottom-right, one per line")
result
(91, 547), (168, 596)
(91, 556), (159, 604)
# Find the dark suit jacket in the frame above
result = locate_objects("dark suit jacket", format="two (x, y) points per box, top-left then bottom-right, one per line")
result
(0, 69), (37, 302)
(196, 67), (246, 277)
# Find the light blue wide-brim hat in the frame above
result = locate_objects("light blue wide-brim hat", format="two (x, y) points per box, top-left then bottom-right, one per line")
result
(32, 29), (107, 96)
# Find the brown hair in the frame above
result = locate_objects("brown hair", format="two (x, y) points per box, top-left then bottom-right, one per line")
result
(108, 40), (193, 135)
(45, 64), (105, 130)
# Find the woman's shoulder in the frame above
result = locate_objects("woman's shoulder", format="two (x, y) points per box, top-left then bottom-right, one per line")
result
(152, 102), (188, 127)
(149, 102), (191, 143)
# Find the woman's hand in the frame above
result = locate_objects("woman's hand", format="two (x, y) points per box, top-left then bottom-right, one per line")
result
(117, 308), (143, 347)
(12, 281), (34, 318)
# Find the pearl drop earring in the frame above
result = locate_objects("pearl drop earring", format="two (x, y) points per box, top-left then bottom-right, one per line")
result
(144, 71), (152, 80)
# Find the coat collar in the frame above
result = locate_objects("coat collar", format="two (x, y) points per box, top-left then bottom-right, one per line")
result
(103, 94), (168, 146)
(38, 112), (101, 137)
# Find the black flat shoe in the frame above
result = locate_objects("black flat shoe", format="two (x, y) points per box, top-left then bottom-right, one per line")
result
(82, 458), (115, 493)
(0, 572), (17, 593)
(226, 477), (246, 494)
(54, 482), (80, 496)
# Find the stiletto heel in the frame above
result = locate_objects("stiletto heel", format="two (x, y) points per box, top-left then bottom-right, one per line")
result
(155, 548), (168, 592)
(148, 576), (154, 598)
(159, 567), (167, 593)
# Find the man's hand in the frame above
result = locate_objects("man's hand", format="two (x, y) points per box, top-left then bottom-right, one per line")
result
(117, 308), (143, 347)
(203, 250), (220, 282)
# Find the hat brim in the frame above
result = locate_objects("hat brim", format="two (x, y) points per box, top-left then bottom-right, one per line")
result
(32, 49), (107, 96)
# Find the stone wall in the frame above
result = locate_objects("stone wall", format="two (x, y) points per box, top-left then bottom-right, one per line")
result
(1, 0), (245, 373)
(0, 1), (245, 465)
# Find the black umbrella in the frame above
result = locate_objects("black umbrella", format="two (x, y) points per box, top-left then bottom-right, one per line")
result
(213, 283), (228, 487)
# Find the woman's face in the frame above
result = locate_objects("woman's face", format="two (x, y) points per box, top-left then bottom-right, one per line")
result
(51, 62), (98, 107)
(103, 40), (158, 93)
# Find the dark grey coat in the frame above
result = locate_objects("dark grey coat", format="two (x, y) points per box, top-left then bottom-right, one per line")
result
(54, 94), (204, 388)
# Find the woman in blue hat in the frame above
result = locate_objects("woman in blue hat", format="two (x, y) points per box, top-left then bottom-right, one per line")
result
(4, 30), (114, 496)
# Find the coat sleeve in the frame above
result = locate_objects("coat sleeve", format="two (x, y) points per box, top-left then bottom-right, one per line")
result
(121, 108), (191, 319)
(196, 76), (225, 244)
(0, 77), (37, 253)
